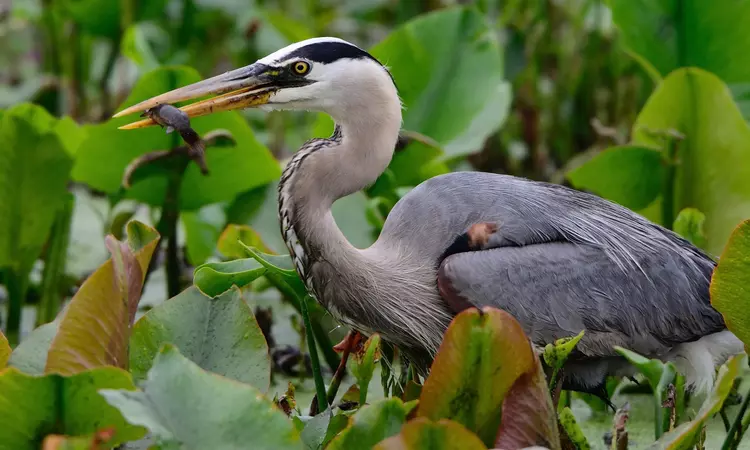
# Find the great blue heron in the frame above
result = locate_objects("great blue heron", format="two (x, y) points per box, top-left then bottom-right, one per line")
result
(116, 37), (742, 396)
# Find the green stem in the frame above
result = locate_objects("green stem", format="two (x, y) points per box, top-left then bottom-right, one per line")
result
(156, 170), (183, 298)
(99, 38), (121, 120)
(661, 135), (680, 230)
(5, 269), (29, 346)
(301, 294), (328, 415)
(37, 194), (74, 326)
(70, 25), (87, 118)
(722, 385), (750, 450)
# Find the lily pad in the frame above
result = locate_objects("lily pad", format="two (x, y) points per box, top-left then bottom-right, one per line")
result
(129, 286), (271, 391)
(100, 345), (300, 450)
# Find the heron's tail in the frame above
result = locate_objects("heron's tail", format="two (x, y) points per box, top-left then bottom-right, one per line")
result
(667, 330), (744, 394)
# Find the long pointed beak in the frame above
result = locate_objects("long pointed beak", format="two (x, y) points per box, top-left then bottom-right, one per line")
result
(114, 63), (277, 130)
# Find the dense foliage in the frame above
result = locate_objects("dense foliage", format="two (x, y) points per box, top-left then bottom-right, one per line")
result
(1, 1), (750, 449)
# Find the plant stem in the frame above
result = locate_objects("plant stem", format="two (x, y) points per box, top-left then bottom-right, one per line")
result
(99, 39), (121, 120)
(5, 268), (29, 346)
(661, 133), (681, 230)
(326, 331), (355, 406)
(722, 384), (750, 450)
(156, 169), (183, 298)
(41, 0), (62, 115)
(70, 24), (87, 119)
(301, 294), (328, 415)
(37, 194), (74, 326)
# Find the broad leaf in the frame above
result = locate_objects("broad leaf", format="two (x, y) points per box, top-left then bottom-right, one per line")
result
(193, 258), (267, 297)
(218, 224), (272, 259)
(327, 398), (416, 450)
(0, 105), (74, 271)
(100, 345), (300, 450)
(375, 418), (487, 450)
(673, 208), (707, 248)
(8, 322), (58, 375)
(567, 145), (664, 211)
(45, 221), (160, 375)
(633, 68), (750, 255)
(711, 219), (750, 351)
(300, 409), (332, 450)
(417, 307), (536, 446)
(72, 66), (281, 210)
(61, 0), (167, 38)
(495, 356), (560, 450)
(650, 354), (744, 449)
(610, 0), (750, 118)
(0, 366), (144, 450)
(129, 286), (271, 391)
(0, 331), (9, 368)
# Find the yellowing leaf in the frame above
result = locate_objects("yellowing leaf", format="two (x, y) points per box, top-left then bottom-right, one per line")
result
(0, 366), (144, 450)
(217, 224), (272, 259)
(374, 418), (487, 450)
(711, 219), (750, 351)
(45, 221), (160, 375)
(327, 398), (416, 450)
(417, 307), (535, 446)
(0, 331), (9, 368)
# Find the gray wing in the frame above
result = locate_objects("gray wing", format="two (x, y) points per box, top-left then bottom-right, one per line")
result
(437, 239), (725, 358)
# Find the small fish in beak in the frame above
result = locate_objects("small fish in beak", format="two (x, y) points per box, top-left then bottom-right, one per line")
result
(141, 104), (208, 174)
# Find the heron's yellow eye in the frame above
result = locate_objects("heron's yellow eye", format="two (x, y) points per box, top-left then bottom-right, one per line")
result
(292, 61), (310, 75)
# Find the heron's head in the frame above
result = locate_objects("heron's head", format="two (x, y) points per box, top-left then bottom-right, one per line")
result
(115, 37), (400, 127)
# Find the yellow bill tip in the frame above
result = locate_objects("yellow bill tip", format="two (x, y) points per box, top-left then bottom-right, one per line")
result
(118, 118), (157, 130)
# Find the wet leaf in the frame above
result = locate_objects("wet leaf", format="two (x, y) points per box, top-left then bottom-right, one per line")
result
(73, 67), (281, 211)
(0, 331), (9, 368)
(218, 224), (272, 259)
(567, 145), (664, 211)
(8, 322), (58, 375)
(610, 0), (750, 118)
(710, 219), (750, 351)
(45, 221), (160, 375)
(0, 105), (74, 271)
(327, 398), (416, 450)
(558, 407), (590, 450)
(129, 286), (270, 391)
(615, 346), (677, 438)
(417, 307), (536, 446)
(351, 334), (381, 406)
(650, 354), (744, 449)
(100, 345), (301, 450)
(495, 356), (560, 450)
(0, 366), (145, 450)
(673, 208), (708, 249)
(632, 68), (750, 255)
(193, 258), (267, 297)
(374, 418), (487, 450)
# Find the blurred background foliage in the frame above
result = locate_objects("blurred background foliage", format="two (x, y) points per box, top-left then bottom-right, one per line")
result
(2, 0), (750, 446)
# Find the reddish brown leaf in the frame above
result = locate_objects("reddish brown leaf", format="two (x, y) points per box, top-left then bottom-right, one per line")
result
(495, 356), (560, 450)
(45, 221), (159, 375)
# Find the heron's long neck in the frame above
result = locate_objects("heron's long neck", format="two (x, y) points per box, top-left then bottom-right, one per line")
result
(278, 100), (402, 278)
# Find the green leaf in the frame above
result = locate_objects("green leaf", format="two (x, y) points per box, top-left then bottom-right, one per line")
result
(650, 354), (744, 449)
(300, 409), (332, 450)
(416, 307), (538, 447)
(351, 334), (381, 407)
(121, 23), (162, 71)
(610, 0), (750, 117)
(72, 66), (281, 211)
(543, 330), (585, 371)
(673, 208), (707, 248)
(327, 398), (416, 450)
(61, 0), (167, 38)
(100, 345), (300, 450)
(0, 106), (74, 271)
(45, 221), (160, 375)
(615, 346), (677, 438)
(557, 407), (590, 450)
(181, 206), (224, 266)
(711, 219), (750, 351)
(217, 224), (272, 259)
(632, 68), (750, 255)
(193, 258), (267, 297)
(129, 286), (271, 391)
(567, 145), (664, 211)
(374, 418), (487, 450)
(0, 330), (9, 368)
(370, 6), (509, 160)
(8, 322), (58, 375)
(0, 366), (145, 450)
